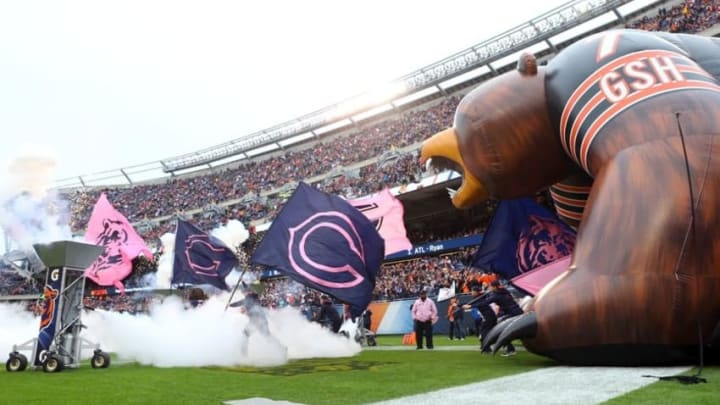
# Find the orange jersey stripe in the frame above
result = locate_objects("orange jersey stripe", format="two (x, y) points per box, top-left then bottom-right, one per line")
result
(579, 80), (720, 171)
(567, 91), (605, 161)
(677, 64), (715, 79)
(554, 205), (584, 220)
(567, 60), (712, 164)
(549, 191), (588, 208)
(551, 183), (593, 194)
(560, 50), (681, 147)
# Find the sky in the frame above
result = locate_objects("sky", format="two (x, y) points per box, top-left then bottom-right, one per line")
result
(0, 0), (581, 185)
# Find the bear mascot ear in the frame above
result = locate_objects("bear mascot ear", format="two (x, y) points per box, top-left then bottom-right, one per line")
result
(517, 52), (538, 76)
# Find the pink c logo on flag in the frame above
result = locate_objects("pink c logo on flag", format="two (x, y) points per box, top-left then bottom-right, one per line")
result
(184, 234), (228, 277)
(288, 212), (366, 289)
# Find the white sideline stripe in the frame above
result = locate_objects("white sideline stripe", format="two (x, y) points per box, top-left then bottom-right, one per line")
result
(225, 399), (304, 405)
(370, 366), (692, 405)
(365, 345), (487, 351)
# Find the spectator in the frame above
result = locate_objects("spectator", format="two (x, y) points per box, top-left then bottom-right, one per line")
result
(447, 297), (465, 341)
(411, 289), (438, 350)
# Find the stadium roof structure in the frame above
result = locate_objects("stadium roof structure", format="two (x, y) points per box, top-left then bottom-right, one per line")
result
(52, 0), (674, 189)
(158, 0), (641, 172)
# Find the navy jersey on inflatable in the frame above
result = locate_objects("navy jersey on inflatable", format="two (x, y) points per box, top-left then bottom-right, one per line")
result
(545, 29), (720, 175)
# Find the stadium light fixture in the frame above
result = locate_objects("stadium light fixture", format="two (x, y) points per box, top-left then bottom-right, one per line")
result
(392, 87), (440, 107)
(315, 119), (353, 135)
(278, 132), (315, 147)
(352, 104), (394, 122)
(330, 81), (407, 120)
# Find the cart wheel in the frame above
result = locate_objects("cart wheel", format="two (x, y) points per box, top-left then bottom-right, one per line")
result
(91, 351), (111, 369)
(43, 354), (64, 373)
(6, 353), (28, 372)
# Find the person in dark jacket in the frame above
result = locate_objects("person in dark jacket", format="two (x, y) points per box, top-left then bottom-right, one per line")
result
(487, 280), (523, 319)
(463, 286), (497, 351)
(316, 295), (342, 333)
(486, 280), (522, 355)
(465, 281), (522, 355)
(230, 289), (275, 356)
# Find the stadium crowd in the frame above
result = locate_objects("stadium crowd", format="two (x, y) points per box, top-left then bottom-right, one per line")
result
(82, 294), (153, 314)
(0, 266), (40, 296)
(65, 97), (459, 237)
(627, 0), (719, 33)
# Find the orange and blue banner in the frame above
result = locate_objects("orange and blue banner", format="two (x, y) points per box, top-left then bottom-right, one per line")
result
(34, 268), (62, 366)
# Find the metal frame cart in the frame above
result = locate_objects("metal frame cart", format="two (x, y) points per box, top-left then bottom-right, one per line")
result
(6, 241), (111, 373)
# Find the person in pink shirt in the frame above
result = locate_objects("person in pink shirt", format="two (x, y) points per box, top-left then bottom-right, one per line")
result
(411, 289), (438, 349)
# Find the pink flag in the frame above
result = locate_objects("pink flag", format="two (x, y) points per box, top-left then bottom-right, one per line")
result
(84, 193), (153, 292)
(511, 256), (571, 295)
(349, 188), (412, 255)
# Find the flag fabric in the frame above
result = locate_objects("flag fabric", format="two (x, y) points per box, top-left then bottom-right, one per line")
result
(349, 188), (412, 255)
(172, 219), (238, 290)
(251, 182), (385, 317)
(84, 193), (153, 292)
(437, 281), (456, 302)
(511, 256), (571, 296)
(472, 198), (576, 279)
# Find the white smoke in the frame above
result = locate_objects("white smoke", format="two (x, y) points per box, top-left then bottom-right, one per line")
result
(154, 232), (176, 289)
(2, 297), (361, 368)
(210, 219), (249, 252)
(5, 145), (58, 198)
(0, 145), (72, 250)
(0, 302), (100, 363)
(224, 269), (243, 291)
(0, 303), (39, 356)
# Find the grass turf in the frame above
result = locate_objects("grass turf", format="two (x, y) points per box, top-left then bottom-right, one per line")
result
(602, 367), (720, 405)
(2, 335), (716, 405)
(1, 335), (550, 405)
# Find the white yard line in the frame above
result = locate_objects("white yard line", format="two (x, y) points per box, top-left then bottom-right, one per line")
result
(370, 366), (693, 405)
(226, 399), (303, 405)
(225, 346), (693, 405)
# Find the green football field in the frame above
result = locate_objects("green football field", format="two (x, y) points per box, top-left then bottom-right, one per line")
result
(2, 335), (717, 405)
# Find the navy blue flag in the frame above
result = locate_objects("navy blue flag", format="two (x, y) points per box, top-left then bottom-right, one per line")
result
(251, 182), (385, 318)
(472, 198), (576, 279)
(173, 220), (238, 290)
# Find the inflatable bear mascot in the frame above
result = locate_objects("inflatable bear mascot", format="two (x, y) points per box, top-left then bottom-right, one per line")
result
(421, 29), (720, 365)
